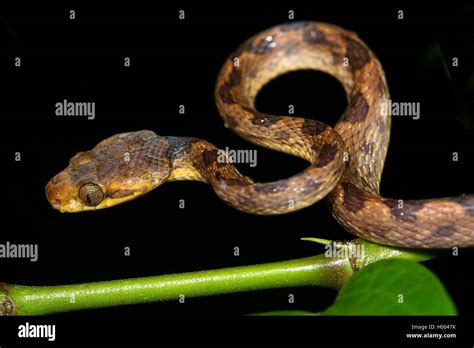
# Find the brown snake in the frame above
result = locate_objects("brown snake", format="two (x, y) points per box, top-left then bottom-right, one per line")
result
(46, 22), (474, 249)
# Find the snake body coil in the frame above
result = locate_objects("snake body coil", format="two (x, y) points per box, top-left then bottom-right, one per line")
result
(46, 22), (474, 249)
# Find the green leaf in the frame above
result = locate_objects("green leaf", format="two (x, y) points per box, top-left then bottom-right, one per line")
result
(301, 237), (333, 245)
(322, 259), (457, 315)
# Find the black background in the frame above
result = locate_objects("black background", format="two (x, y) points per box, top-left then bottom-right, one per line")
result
(0, 2), (473, 344)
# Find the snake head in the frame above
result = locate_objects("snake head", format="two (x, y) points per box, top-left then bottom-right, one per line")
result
(45, 130), (172, 212)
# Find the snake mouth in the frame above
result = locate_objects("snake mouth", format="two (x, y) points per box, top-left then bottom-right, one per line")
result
(45, 189), (61, 210)
(45, 171), (78, 212)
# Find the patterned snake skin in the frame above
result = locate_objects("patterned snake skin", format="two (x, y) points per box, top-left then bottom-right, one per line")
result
(46, 22), (474, 249)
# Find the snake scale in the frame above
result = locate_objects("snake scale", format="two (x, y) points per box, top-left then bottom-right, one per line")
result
(46, 22), (474, 249)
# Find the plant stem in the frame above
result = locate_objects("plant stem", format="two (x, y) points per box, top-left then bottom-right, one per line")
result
(0, 239), (434, 316)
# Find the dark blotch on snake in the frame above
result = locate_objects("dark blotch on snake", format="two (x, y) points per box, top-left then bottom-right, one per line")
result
(315, 143), (338, 168)
(165, 137), (197, 160)
(340, 93), (369, 124)
(382, 199), (425, 223)
(223, 178), (249, 187)
(341, 182), (367, 213)
(217, 66), (242, 105)
(202, 148), (219, 167)
(250, 111), (281, 127)
(301, 119), (327, 137)
(331, 52), (343, 65)
(302, 25), (339, 48)
(228, 66), (241, 87)
(254, 180), (288, 194)
(346, 38), (370, 71)
(447, 196), (474, 217)
(218, 84), (236, 104)
(431, 225), (456, 239)
(302, 25), (327, 45)
(299, 178), (322, 195)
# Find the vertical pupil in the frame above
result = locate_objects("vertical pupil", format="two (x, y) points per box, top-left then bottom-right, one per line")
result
(80, 184), (103, 206)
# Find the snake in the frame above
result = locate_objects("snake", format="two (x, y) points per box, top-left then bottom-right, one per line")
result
(45, 21), (474, 249)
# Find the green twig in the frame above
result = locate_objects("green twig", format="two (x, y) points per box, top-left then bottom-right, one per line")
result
(0, 239), (434, 316)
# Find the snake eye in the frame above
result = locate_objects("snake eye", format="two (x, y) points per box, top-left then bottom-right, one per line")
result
(78, 183), (104, 206)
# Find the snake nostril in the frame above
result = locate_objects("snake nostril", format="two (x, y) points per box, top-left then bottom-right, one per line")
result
(52, 198), (61, 207)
